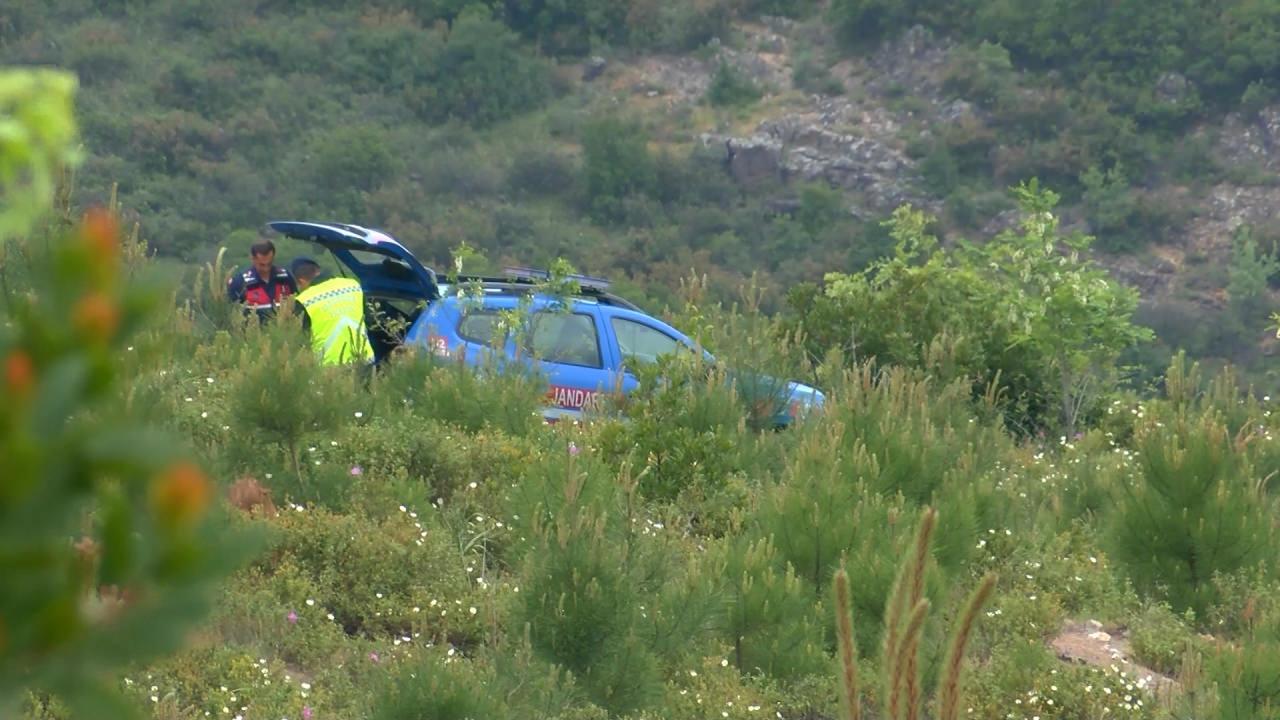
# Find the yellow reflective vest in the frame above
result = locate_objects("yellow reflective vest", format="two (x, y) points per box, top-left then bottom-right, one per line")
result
(295, 277), (374, 366)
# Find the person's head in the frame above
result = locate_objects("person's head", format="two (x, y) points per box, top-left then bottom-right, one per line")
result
(250, 239), (276, 274)
(290, 257), (324, 290)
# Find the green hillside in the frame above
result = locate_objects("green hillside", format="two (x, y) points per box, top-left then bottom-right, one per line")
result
(5, 0), (1280, 388)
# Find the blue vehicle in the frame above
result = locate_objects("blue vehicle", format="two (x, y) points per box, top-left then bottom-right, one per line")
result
(269, 221), (824, 425)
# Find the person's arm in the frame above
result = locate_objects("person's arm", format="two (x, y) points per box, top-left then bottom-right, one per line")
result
(297, 303), (311, 333)
(226, 272), (243, 302)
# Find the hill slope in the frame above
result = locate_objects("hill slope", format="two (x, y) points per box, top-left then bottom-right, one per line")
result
(4, 0), (1280, 383)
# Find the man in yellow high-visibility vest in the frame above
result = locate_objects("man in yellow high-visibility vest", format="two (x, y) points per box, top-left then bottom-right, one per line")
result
(290, 257), (375, 366)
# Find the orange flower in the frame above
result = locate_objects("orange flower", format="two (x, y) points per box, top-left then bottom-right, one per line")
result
(150, 462), (212, 529)
(80, 208), (120, 262)
(4, 351), (35, 398)
(73, 293), (120, 344)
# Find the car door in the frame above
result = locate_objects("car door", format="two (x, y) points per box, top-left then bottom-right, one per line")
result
(268, 221), (438, 301)
(604, 310), (693, 396)
(526, 306), (616, 419)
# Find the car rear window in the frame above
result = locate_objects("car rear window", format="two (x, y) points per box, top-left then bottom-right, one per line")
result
(529, 313), (601, 368)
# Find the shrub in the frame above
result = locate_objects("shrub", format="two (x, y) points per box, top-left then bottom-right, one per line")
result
(1105, 399), (1276, 617)
(822, 364), (1008, 506)
(793, 50), (846, 95)
(372, 349), (546, 436)
(267, 507), (479, 641)
(123, 646), (318, 720)
(1227, 224), (1280, 324)
(789, 185), (1152, 436)
(225, 330), (360, 499)
(797, 182), (846, 237)
(335, 416), (527, 506)
(1208, 630), (1280, 720)
(370, 648), (503, 720)
(830, 0), (914, 50)
(302, 125), (403, 218)
(966, 643), (1158, 720)
(596, 355), (749, 502)
(741, 0), (817, 18)
(418, 149), (503, 198)
(749, 412), (992, 655)
(941, 41), (1016, 109)
(1080, 164), (1143, 253)
(580, 115), (657, 224)
(706, 62), (763, 107)
(1128, 602), (1197, 675)
(510, 469), (668, 714)
(424, 7), (552, 126)
(506, 145), (577, 198)
(710, 535), (829, 679)
(626, 0), (735, 53)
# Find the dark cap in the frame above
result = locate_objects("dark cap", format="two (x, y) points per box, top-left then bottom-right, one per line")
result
(250, 239), (276, 256)
(290, 256), (321, 275)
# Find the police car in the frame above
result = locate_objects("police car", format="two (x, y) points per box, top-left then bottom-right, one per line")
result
(269, 221), (825, 426)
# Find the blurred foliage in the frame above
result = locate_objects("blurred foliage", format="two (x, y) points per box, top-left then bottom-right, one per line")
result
(0, 68), (252, 719)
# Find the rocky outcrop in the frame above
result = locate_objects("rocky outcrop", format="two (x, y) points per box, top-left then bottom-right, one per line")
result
(1218, 104), (1280, 173)
(1052, 620), (1177, 698)
(619, 18), (1280, 305)
(700, 108), (923, 213)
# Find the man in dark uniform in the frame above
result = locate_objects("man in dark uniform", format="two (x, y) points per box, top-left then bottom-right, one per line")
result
(226, 239), (297, 320)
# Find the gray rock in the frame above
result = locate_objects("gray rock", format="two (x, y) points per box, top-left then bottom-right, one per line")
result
(702, 133), (786, 186)
(940, 99), (976, 124)
(901, 25), (935, 59)
(1155, 72), (1193, 105)
(759, 15), (795, 34)
(704, 108), (924, 211)
(1218, 104), (1280, 172)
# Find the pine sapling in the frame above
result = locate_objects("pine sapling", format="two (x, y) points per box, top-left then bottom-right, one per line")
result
(884, 507), (936, 720)
(893, 599), (930, 720)
(833, 568), (860, 720)
(937, 573), (996, 720)
(834, 507), (994, 720)
(904, 508), (936, 714)
(884, 567), (909, 720)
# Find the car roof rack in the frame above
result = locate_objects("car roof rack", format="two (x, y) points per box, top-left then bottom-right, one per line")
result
(450, 267), (641, 311)
(501, 266), (612, 290)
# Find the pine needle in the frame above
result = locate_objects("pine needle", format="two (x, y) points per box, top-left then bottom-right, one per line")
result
(938, 573), (997, 720)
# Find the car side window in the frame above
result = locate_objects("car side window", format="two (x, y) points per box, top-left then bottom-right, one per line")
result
(529, 313), (602, 368)
(611, 318), (680, 366)
(458, 311), (503, 346)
